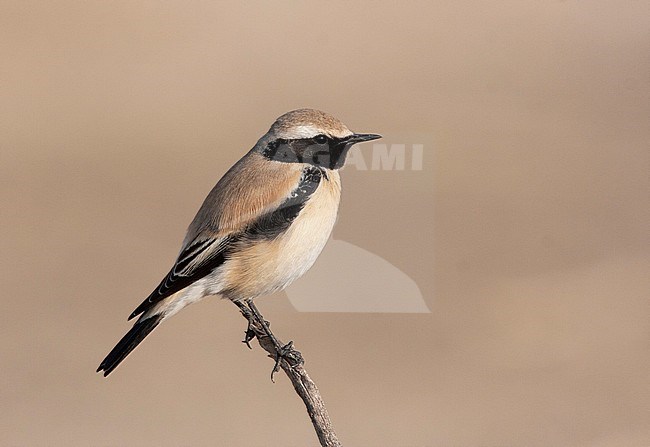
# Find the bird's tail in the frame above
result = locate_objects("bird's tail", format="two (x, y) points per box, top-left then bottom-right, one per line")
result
(97, 314), (163, 377)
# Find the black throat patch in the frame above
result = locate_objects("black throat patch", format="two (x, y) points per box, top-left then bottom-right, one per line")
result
(262, 136), (353, 169)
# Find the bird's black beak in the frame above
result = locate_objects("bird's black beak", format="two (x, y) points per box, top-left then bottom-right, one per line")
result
(346, 133), (382, 144)
(328, 133), (382, 169)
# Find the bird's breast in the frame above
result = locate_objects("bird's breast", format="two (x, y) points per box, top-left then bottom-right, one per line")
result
(220, 170), (341, 300)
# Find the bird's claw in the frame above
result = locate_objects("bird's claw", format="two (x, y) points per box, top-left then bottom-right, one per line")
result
(242, 319), (256, 349)
(270, 341), (302, 382)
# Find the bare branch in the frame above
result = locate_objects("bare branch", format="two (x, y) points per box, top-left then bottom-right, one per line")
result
(236, 304), (342, 447)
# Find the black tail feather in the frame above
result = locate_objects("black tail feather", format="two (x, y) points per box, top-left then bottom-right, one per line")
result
(97, 315), (163, 377)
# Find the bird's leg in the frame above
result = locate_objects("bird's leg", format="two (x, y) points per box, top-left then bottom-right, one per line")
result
(247, 300), (302, 382)
(233, 301), (256, 349)
(246, 301), (283, 349)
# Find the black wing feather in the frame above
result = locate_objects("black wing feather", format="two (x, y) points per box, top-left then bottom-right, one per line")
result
(128, 237), (230, 320)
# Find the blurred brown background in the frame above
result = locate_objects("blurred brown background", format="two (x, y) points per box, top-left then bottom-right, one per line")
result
(1, 1), (648, 446)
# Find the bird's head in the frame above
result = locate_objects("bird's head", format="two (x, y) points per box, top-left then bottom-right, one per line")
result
(260, 109), (381, 169)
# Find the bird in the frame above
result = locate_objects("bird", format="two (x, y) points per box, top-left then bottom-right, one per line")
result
(97, 109), (381, 377)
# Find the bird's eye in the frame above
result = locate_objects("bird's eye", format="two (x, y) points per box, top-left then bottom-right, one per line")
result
(314, 135), (328, 145)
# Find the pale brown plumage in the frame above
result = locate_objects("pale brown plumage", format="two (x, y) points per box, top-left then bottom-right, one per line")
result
(271, 108), (351, 137)
(185, 152), (305, 239)
(97, 109), (380, 376)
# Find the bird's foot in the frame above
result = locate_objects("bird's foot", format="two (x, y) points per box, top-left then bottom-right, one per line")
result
(242, 318), (256, 349)
(234, 301), (257, 349)
(241, 300), (303, 381)
(270, 340), (303, 382)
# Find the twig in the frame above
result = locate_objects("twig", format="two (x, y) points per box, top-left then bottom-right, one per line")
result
(235, 303), (342, 447)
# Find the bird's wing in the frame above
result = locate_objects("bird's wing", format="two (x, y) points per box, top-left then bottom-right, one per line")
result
(128, 236), (231, 319)
(129, 153), (321, 320)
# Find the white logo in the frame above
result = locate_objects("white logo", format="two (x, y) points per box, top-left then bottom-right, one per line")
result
(286, 238), (429, 313)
